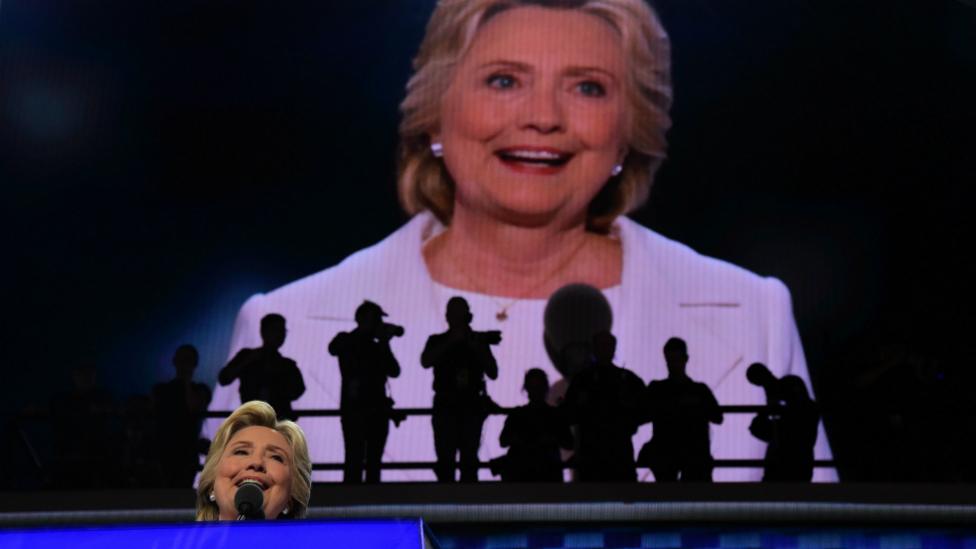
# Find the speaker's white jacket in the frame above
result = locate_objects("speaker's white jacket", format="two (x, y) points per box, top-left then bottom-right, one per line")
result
(206, 212), (836, 481)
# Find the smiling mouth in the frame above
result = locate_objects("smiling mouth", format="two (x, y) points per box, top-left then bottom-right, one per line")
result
(495, 147), (573, 172)
(236, 478), (267, 490)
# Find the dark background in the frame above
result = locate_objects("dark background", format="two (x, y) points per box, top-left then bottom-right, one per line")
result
(1, 0), (974, 484)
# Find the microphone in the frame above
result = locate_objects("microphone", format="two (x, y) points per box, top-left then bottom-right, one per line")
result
(234, 482), (265, 520)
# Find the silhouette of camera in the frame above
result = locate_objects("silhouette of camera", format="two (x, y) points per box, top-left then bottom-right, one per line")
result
(379, 322), (405, 339)
(472, 330), (502, 345)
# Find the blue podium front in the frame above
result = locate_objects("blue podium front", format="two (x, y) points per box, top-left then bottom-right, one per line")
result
(0, 519), (435, 549)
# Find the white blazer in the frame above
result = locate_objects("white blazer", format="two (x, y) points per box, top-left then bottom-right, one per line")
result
(206, 212), (836, 482)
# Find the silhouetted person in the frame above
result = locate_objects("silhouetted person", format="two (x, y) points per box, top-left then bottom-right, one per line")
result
(422, 297), (500, 482)
(151, 344), (212, 487)
(638, 337), (722, 482)
(562, 331), (645, 482)
(496, 369), (573, 482)
(49, 364), (116, 489)
(749, 374), (819, 481)
(328, 301), (403, 483)
(746, 362), (778, 408)
(219, 313), (305, 421)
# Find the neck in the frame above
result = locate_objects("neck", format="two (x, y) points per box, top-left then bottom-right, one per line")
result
(425, 207), (621, 298)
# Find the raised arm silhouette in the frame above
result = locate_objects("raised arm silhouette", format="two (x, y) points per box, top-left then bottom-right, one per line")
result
(218, 313), (305, 421)
(421, 297), (500, 482)
(328, 301), (403, 484)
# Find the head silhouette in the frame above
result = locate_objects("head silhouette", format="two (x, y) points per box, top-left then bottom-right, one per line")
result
(592, 330), (617, 366)
(523, 368), (550, 403)
(260, 314), (287, 350)
(445, 296), (472, 329)
(173, 344), (199, 380)
(354, 300), (386, 333)
(663, 337), (688, 378)
(746, 362), (776, 388)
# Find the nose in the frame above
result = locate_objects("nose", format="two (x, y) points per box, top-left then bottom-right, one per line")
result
(519, 81), (564, 134)
(245, 455), (267, 473)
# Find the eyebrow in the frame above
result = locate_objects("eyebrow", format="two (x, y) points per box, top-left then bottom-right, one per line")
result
(265, 444), (289, 456)
(477, 60), (618, 82)
(229, 440), (289, 456)
(564, 66), (618, 83)
(477, 60), (532, 72)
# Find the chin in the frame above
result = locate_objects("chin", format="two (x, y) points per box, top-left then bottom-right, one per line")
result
(483, 200), (569, 228)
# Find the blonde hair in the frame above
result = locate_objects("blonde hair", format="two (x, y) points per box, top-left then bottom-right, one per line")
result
(195, 401), (312, 521)
(398, 0), (673, 232)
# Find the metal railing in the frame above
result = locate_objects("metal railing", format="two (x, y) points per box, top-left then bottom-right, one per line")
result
(4, 406), (835, 480)
(202, 405), (836, 471)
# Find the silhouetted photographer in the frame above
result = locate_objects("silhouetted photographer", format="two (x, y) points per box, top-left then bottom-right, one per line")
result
(422, 297), (500, 482)
(493, 368), (573, 482)
(747, 363), (819, 481)
(638, 337), (722, 482)
(562, 331), (645, 482)
(152, 344), (212, 487)
(328, 301), (403, 483)
(218, 313), (305, 421)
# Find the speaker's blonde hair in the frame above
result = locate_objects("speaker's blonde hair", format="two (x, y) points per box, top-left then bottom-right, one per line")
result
(195, 401), (312, 521)
(398, 0), (672, 232)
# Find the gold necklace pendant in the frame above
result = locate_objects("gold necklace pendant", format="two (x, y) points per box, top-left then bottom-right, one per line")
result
(496, 309), (509, 322)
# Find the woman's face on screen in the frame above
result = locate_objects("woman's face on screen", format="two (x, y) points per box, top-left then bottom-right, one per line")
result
(213, 426), (293, 520)
(437, 6), (628, 226)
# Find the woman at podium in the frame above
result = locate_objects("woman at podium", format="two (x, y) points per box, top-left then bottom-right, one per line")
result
(196, 401), (312, 520)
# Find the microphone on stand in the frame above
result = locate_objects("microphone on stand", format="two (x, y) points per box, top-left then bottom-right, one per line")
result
(234, 482), (265, 520)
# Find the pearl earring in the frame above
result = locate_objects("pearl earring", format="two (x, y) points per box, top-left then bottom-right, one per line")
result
(611, 164), (623, 176)
(282, 507), (290, 515)
(209, 491), (216, 502)
(430, 142), (444, 158)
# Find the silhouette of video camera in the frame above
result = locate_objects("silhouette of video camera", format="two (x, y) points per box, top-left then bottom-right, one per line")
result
(471, 330), (502, 345)
(378, 322), (405, 339)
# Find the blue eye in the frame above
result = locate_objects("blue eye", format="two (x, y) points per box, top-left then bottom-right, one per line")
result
(486, 74), (517, 89)
(577, 81), (606, 97)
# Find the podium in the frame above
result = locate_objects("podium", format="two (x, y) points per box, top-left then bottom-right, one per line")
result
(0, 518), (438, 549)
